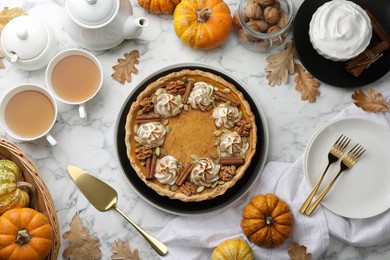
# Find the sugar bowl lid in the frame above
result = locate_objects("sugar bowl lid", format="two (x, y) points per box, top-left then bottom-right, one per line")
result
(67, 0), (119, 27)
(1, 16), (49, 61)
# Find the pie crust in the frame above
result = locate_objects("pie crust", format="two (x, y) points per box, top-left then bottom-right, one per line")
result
(125, 69), (257, 202)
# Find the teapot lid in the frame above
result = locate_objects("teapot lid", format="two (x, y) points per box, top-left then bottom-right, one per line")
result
(67, 0), (119, 27)
(1, 16), (49, 61)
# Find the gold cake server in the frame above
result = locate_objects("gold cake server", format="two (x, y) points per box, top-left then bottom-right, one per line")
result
(66, 165), (168, 256)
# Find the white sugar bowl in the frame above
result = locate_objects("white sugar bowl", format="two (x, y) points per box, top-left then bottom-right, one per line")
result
(0, 16), (57, 71)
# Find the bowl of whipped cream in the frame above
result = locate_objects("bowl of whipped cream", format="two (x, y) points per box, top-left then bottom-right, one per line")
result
(309, 0), (372, 61)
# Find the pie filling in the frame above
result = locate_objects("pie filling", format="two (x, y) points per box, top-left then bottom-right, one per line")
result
(125, 69), (257, 202)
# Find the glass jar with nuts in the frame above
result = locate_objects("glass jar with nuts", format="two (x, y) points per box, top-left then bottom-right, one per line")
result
(233, 0), (293, 52)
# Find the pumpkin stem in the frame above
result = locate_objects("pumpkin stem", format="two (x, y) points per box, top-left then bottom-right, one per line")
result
(265, 216), (274, 226)
(196, 8), (212, 22)
(17, 181), (38, 211)
(15, 229), (31, 246)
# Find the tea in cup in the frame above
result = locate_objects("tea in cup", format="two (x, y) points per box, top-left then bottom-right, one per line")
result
(46, 49), (103, 118)
(0, 84), (58, 145)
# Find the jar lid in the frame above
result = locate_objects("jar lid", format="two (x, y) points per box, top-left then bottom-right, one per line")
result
(1, 16), (48, 61)
(67, 0), (118, 27)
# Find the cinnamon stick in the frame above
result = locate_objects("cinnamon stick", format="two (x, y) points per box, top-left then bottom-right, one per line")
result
(365, 9), (390, 44)
(147, 154), (158, 180)
(346, 41), (389, 77)
(220, 157), (244, 166)
(175, 163), (194, 186)
(214, 91), (240, 107)
(145, 157), (152, 179)
(136, 114), (161, 123)
(182, 78), (196, 103)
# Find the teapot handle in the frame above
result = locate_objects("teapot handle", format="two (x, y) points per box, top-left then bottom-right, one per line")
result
(52, 0), (65, 7)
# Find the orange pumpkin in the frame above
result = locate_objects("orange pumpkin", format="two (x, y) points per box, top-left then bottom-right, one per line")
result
(173, 0), (233, 50)
(0, 208), (52, 260)
(138, 0), (181, 14)
(241, 193), (293, 248)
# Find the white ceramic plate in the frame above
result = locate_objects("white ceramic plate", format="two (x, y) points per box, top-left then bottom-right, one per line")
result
(304, 117), (390, 219)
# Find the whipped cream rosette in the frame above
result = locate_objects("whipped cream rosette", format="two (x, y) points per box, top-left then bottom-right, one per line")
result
(190, 158), (220, 188)
(154, 92), (184, 118)
(155, 155), (184, 185)
(135, 122), (166, 148)
(187, 82), (215, 111)
(220, 131), (244, 157)
(212, 103), (241, 129)
(309, 0), (372, 61)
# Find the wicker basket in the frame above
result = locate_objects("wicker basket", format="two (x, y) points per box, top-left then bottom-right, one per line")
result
(0, 137), (60, 259)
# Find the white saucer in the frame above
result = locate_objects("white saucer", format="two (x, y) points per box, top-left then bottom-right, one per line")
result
(304, 117), (390, 219)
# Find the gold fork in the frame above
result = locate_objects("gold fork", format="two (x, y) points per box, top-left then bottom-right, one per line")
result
(299, 134), (351, 213)
(305, 144), (366, 216)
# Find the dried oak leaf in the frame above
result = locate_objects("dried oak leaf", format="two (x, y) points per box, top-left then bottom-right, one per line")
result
(265, 41), (295, 87)
(352, 88), (389, 113)
(112, 240), (141, 260)
(294, 64), (320, 103)
(112, 50), (140, 84)
(62, 213), (102, 260)
(288, 242), (311, 260)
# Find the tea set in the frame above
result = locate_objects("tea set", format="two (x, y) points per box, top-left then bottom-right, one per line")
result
(0, 0), (149, 145)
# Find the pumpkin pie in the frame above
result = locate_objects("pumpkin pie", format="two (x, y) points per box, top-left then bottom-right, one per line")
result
(125, 69), (257, 202)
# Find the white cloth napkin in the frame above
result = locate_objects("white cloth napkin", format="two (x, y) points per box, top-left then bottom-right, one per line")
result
(156, 91), (390, 259)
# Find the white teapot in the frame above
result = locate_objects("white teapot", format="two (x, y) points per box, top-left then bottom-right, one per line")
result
(0, 16), (57, 71)
(53, 0), (149, 50)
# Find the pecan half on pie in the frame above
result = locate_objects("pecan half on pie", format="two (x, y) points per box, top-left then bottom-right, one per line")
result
(125, 69), (257, 202)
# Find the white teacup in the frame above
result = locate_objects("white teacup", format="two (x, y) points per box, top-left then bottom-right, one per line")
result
(46, 49), (103, 119)
(0, 84), (58, 146)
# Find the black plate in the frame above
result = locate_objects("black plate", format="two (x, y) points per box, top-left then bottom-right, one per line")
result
(293, 0), (390, 88)
(114, 64), (269, 215)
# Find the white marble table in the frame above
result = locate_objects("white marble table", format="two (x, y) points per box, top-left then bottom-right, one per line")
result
(1, 0), (389, 259)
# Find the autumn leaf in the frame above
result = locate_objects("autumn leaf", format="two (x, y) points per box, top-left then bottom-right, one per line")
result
(265, 41), (295, 87)
(112, 50), (140, 84)
(62, 213), (102, 260)
(288, 242), (311, 260)
(352, 88), (389, 113)
(294, 64), (320, 103)
(112, 240), (141, 260)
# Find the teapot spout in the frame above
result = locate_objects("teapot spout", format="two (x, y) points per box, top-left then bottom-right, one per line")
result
(123, 17), (149, 40)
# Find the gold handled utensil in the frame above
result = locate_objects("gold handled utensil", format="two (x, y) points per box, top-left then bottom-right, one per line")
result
(66, 165), (168, 256)
(299, 135), (351, 213)
(305, 144), (366, 216)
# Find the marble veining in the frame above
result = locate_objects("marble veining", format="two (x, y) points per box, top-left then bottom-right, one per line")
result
(0, 0), (389, 259)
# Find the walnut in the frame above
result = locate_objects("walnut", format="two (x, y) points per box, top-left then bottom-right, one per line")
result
(267, 25), (281, 34)
(234, 119), (252, 137)
(219, 166), (236, 182)
(135, 146), (152, 160)
(165, 80), (186, 96)
(257, 0), (275, 8)
(277, 12), (289, 28)
(245, 3), (262, 20)
(139, 97), (154, 113)
(263, 6), (280, 24)
(180, 182), (197, 196)
(248, 20), (268, 33)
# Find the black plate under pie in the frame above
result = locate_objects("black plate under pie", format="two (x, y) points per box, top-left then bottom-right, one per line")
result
(114, 63), (269, 215)
(293, 0), (390, 88)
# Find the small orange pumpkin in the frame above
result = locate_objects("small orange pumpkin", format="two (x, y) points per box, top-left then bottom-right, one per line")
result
(173, 0), (233, 50)
(241, 193), (293, 248)
(212, 238), (254, 260)
(0, 208), (52, 260)
(138, 0), (181, 14)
